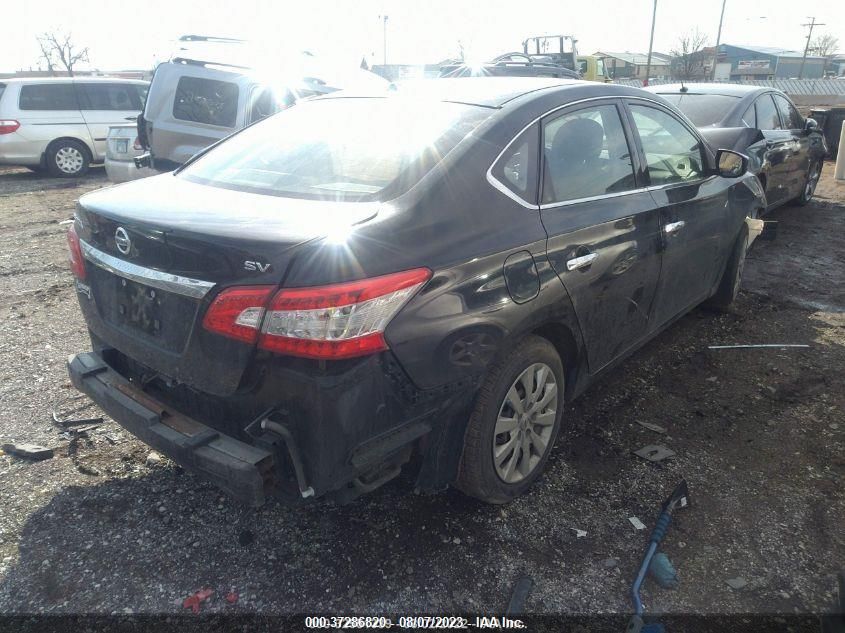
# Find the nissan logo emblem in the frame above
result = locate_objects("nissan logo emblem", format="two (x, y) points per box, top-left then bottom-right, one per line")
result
(114, 227), (131, 255)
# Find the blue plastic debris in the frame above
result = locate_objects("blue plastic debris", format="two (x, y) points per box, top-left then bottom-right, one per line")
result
(648, 552), (679, 589)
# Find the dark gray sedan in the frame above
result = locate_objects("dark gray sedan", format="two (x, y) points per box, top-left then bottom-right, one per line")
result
(646, 83), (827, 213)
(67, 79), (766, 506)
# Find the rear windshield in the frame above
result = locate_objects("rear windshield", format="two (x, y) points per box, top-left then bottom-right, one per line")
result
(19, 84), (78, 110)
(658, 93), (741, 127)
(173, 76), (239, 127)
(180, 98), (489, 202)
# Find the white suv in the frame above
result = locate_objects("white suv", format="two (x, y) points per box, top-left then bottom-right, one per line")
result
(0, 77), (148, 177)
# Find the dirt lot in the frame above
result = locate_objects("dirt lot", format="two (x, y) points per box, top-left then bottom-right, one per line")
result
(0, 163), (842, 621)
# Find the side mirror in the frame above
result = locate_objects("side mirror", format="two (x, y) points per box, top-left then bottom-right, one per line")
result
(804, 117), (819, 134)
(715, 149), (748, 178)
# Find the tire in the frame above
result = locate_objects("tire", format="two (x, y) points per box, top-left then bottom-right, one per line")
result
(794, 160), (822, 206)
(705, 226), (749, 311)
(46, 139), (91, 178)
(456, 335), (565, 504)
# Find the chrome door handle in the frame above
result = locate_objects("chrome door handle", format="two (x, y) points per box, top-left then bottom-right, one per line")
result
(566, 252), (598, 271)
(664, 220), (685, 235)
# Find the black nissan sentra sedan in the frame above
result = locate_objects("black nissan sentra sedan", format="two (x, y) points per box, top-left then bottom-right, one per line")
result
(67, 78), (765, 506)
(646, 83), (827, 213)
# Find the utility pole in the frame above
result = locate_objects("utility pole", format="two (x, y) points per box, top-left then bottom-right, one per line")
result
(799, 16), (825, 79)
(710, 0), (727, 81)
(644, 0), (658, 86)
(379, 15), (389, 66)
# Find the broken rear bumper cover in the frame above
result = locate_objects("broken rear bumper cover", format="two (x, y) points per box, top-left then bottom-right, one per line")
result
(67, 352), (274, 507)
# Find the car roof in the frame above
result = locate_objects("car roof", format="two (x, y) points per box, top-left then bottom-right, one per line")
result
(0, 77), (148, 85)
(321, 77), (650, 108)
(646, 83), (767, 98)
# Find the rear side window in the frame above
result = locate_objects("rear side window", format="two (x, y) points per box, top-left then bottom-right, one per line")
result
(0, 84), (6, 104)
(173, 76), (238, 127)
(79, 83), (142, 110)
(741, 104), (756, 128)
(19, 84), (78, 110)
(542, 103), (636, 204)
(136, 84), (148, 109)
(755, 95), (782, 130)
(248, 87), (291, 124)
(491, 124), (539, 204)
(773, 94), (803, 129)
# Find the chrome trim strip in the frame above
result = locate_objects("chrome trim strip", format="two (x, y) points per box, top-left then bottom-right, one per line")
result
(80, 240), (215, 299)
(485, 170), (538, 209)
(539, 187), (650, 209)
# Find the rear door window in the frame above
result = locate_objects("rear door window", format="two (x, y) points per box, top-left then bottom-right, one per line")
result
(755, 95), (782, 130)
(173, 76), (239, 127)
(19, 84), (78, 110)
(78, 83), (142, 110)
(0, 83), (6, 104)
(773, 94), (803, 130)
(542, 103), (636, 204)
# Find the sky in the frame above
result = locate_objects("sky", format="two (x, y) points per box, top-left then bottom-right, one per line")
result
(2, 0), (842, 73)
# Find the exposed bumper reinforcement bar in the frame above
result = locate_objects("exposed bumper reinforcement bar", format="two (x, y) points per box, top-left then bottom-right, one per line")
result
(67, 352), (275, 507)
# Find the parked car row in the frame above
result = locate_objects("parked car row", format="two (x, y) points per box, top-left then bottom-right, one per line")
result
(67, 77), (768, 507)
(0, 77), (148, 177)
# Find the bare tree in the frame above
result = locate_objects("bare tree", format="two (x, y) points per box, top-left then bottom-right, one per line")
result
(810, 33), (839, 58)
(670, 30), (710, 80)
(36, 32), (89, 76)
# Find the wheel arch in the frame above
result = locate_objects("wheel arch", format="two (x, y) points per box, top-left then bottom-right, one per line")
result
(530, 321), (581, 399)
(46, 136), (94, 159)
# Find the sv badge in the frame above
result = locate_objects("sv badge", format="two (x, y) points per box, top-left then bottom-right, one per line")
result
(244, 260), (272, 273)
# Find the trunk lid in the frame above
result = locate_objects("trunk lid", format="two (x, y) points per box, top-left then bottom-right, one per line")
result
(75, 174), (378, 395)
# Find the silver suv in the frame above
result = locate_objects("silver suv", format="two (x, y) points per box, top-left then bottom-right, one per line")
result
(137, 43), (386, 172)
(0, 77), (148, 177)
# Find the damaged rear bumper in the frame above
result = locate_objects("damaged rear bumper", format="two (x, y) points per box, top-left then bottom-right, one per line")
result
(67, 351), (275, 507)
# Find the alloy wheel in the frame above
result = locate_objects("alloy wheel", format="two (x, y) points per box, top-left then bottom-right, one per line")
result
(492, 362), (558, 484)
(55, 146), (85, 175)
(804, 162), (821, 201)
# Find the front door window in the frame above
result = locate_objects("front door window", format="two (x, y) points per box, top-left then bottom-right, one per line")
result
(629, 105), (704, 186)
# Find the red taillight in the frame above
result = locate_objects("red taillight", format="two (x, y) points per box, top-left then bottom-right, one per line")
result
(201, 286), (275, 344)
(258, 268), (431, 360)
(200, 268), (431, 360)
(66, 224), (86, 280)
(132, 137), (142, 151)
(0, 120), (20, 135)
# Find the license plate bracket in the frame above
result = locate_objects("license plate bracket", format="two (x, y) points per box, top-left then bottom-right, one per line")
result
(116, 277), (162, 335)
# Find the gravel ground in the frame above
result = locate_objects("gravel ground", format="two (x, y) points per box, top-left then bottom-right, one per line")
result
(0, 163), (842, 619)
